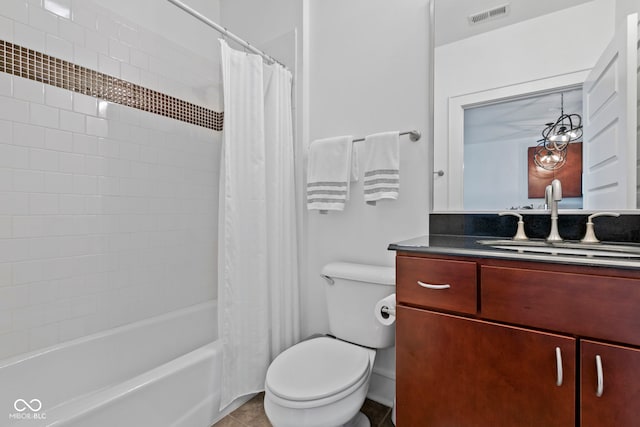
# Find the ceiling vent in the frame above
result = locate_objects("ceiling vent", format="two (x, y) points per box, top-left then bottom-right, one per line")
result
(468, 4), (510, 25)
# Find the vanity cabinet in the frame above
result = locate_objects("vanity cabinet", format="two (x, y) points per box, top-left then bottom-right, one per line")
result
(395, 253), (640, 427)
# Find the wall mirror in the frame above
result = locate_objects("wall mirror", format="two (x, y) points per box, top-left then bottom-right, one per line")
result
(431, 0), (639, 212)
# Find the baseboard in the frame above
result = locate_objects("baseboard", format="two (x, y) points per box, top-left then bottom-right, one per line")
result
(366, 371), (395, 408)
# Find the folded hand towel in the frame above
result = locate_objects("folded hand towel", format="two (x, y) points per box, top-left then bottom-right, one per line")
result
(307, 135), (354, 212)
(363, 131), (400, 205)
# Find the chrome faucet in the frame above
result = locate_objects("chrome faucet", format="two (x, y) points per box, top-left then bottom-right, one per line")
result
(545, 179), (563, 242)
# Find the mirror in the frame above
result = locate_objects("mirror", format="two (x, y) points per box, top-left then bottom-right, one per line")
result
(432, 0), (639, 212)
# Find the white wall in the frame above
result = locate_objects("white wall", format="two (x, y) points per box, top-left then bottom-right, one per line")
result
(433, 0), (616, 210)
(0, 0), (221, 359)
(306, 0), (431, 406)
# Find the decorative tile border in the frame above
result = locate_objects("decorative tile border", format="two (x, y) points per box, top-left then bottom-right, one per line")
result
(0, 40), (223, 131)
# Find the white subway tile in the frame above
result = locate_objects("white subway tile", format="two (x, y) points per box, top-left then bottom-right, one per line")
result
(96, 14), (119, 39)
(108, 38), (129, 62)
(0, 96), (30, 123)
(30, 103), (59, 128)
(57, 317), (86, 342)
(28, 322), (59, 350)
(0, 192), (29, 215)
(73, 44), (98, 69)
(1, 0), (29, 24)
(98, 138), (119, 158)
(12, 215), (45, 237)
(28, 4), (58, 34)
(84, 155), (106, 176)
(45, 34), (74, 61)
(98, 54), (120, 78)
(119, 23), (138, 48)
(58, 194), (85, 214)
(59, 110), (85, 133)
(28, 238), (61, 261)
(58, 17), (83, 45)
(120, 63), (141, 85)
(43, 215), (73, 236)
(58, 152), (84, 173)
(72, 133), (98, 155)
(0, 310), (11, 335)
(0, 330), (28, 360)
(30, 147), (59, 171)
(84, 195), (101, 214)
(0, 216), (11, 238)
(13, 77), (44, 103)
(0, 168), (13, 191)
(13, 260), (44, 285)
(28, 280), (55, 305)
(14, 22), (45, 52)
(44, 0), (71, 19)
(72, 93), (97, 116)
(45, 85), (73, 110)
(0, 237), (30, 262)
(85, 30), (108, 55)
(98, 176), (118, 195)
(13, 169), (45, 192)
(71, 4), (96, 30)
(13, 122), (45, 148)
(44, 172), (73, 193)
(0, 15), (12, 42)
(29, 193), (59, 214)
(0, 72), (12, 97)
(42, 256), (74, 279)
(86, 116), (108, 137)
(0, 263), (13, 288)
(72, 174), (97, 194)
(130, 48), (149, 70)
(44, 128), (72, 151)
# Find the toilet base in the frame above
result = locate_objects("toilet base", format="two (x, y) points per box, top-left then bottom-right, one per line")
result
(344, 411), (370, 427)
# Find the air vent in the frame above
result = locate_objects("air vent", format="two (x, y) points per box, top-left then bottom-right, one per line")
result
(468, 4), (510, 25)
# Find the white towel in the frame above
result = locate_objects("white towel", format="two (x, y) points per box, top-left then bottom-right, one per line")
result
(307, 135), (355, 212)
(363, 131), (400, 205)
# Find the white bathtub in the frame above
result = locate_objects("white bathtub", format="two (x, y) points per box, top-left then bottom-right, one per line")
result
(1, 301), (227, 427)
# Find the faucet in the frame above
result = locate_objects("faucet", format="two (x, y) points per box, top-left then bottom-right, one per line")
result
(545, 179), (563, 242)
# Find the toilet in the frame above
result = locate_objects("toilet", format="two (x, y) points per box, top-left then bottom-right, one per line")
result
(264, 262), (395, 427)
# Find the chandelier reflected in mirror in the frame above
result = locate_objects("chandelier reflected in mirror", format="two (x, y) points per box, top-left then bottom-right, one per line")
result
(533, 92), (583, 170)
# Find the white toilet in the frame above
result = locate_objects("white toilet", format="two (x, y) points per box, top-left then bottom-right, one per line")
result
(264, 262), (395, 427)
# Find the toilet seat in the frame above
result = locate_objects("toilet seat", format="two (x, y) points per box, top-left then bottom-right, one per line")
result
(265, 337), (371, 405)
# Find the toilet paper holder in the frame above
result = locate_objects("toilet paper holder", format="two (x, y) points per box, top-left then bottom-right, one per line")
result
(380, 306), (396, 319)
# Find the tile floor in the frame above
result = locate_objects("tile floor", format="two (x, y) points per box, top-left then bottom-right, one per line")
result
(212, 392), (394, 427)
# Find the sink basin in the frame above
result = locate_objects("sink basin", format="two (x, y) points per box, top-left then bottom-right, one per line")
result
(476, 239), (640, 258)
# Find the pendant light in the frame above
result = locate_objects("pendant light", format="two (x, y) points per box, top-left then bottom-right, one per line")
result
(533, 92), (582, 170)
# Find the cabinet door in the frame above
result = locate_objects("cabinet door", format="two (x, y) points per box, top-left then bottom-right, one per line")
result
(581, 340), (640, 427)
(396, 306), (575, 427)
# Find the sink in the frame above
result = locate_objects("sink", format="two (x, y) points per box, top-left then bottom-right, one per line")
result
(476, 239), (640, 258)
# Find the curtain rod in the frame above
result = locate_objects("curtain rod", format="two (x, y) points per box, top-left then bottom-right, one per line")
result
(352, 130), (421, 143)
(166, 0), (286, 68)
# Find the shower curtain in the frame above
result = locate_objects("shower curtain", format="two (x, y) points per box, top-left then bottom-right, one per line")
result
(218, 40), (300, 410)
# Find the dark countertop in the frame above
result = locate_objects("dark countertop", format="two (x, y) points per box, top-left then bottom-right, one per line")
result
(389, 234), (640, 270)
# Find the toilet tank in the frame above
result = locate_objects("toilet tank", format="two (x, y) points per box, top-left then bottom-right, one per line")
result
(321, 262), (396, 349)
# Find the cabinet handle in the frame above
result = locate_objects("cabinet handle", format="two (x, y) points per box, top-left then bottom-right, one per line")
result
(595, 355), (604, 397)
(555, 347), (563, 386)
(417, 281), (451, 290)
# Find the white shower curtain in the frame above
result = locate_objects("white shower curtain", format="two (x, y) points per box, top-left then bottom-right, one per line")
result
(218, 40), (300, 410)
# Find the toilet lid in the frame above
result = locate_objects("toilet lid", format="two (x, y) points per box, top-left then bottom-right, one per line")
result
(265, 337), (371, 402)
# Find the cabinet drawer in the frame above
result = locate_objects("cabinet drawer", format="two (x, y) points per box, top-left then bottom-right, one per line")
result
(481, 266), (640, 346)
(396, 256), (477, 314)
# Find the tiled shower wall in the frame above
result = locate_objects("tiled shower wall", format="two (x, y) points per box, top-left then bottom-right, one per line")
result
(0, 0), (220, 359)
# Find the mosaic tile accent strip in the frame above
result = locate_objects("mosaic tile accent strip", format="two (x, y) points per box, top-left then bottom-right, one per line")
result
(0, 40), (223, 131)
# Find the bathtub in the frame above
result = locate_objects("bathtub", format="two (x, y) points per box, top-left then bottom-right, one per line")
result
(1, 300), (229, 427)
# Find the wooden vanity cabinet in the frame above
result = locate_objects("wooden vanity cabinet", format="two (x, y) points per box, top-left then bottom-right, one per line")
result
(395, 253), (640, 427)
